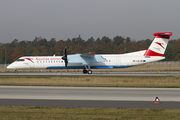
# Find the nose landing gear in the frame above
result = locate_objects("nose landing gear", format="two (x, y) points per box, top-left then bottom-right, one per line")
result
(14, 70), (18, 74)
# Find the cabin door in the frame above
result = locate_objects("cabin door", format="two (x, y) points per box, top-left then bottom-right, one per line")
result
(116, 57), (121, 65)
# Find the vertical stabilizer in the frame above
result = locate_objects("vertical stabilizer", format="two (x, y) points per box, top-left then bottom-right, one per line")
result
(144, 32), (172, 56)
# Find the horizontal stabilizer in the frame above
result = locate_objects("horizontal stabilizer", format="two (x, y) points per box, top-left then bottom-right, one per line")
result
(153, 32), (172, 39)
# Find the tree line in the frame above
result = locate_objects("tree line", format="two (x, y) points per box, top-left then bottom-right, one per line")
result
(0, 35), (180, 64)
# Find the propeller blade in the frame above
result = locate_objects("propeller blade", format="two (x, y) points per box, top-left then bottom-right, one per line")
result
(64, 47), (67, 57)
(65, 60), (68, 68)
(61, 47), (68, 69)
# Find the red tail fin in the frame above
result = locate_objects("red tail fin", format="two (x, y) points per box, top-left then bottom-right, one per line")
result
(144, 32), (172, 56)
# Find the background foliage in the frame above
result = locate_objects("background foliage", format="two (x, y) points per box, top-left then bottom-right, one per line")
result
(0, 35), (179, 64)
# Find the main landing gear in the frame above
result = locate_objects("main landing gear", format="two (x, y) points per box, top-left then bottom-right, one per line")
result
(83, 65), (92, 74)
(83, 69), (92, 74)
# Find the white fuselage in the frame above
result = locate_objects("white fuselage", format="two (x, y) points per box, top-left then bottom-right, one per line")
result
(7, 50), (165, 70)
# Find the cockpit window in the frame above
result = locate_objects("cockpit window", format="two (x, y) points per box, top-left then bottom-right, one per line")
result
(16, 59), (25, 62)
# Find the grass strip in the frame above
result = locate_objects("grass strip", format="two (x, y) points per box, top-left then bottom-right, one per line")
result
(0, 106), (180, 120)
(0, 76), (180, 88)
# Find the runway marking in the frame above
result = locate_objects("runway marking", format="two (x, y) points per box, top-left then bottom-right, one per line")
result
(1, 97), (180, 102)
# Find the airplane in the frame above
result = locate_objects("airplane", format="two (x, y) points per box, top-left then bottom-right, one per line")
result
(7, 32), (172, 74)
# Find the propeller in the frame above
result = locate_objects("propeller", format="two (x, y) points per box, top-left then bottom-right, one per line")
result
(62, 47), (68, 68)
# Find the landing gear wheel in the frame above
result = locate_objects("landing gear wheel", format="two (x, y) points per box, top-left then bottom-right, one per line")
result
(83, 69), (88, 74)
(88, 70), (92, 74)
(14, 70), (18, 74)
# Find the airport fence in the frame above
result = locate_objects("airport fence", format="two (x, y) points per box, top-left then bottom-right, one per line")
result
(0, 64), (9, 67)
(146, 61), (180, 65)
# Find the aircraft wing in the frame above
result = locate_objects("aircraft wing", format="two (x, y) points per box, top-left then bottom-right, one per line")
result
(81, 52), (95, 57)
(68, 52), (106, 65)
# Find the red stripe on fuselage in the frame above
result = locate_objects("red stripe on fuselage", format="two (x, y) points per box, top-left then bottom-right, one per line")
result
(144, 49), (163, 56)
(25, 58), (34, 63)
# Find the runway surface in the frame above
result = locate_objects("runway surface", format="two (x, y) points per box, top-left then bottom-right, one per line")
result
(0, 86), (180, 108)
(1, 71), (180, 77)
(1, 99), (180, 109)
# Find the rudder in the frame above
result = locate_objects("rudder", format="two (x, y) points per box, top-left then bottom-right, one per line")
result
(144, 32), (172, 56)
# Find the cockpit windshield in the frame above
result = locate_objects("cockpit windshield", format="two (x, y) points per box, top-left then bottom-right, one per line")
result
(16, 59), (25, 62)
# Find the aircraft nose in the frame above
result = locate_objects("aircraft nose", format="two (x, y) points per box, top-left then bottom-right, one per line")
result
(7, 64), (15, 69)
